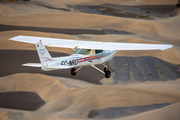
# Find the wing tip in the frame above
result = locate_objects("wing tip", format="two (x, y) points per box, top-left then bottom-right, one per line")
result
(162, 45), (173, 50)
(9, 35), (24, 40)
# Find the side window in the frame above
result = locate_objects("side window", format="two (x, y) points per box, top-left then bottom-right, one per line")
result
(83, 49), (91, 55)
(74, 49), (91, 55)
(95, 50), (103, 54)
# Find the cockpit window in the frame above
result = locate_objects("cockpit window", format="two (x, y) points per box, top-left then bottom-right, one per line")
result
(95, 50), (103, 54)
(74, 48), (79, 54)
(74, 48), (91, 55)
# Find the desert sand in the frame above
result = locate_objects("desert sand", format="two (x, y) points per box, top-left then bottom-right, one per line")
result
(0, 0), (180, 120)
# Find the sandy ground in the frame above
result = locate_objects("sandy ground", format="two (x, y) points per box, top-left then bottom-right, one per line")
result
(0, 74), (180, 120)
(0, 0), (180, 120)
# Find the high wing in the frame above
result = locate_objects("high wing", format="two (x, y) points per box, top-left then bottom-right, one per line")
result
(10, 35), (173, 50)
(10, 35), (79, 48)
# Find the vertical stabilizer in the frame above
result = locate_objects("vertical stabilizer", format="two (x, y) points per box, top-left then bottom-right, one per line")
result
(35, 40), (53, 71)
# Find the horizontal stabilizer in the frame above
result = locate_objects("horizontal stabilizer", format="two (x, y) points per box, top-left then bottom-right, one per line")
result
(22, 63), (74, 70)
(22, 63), (42, 67)
(47, 64), (74, 69)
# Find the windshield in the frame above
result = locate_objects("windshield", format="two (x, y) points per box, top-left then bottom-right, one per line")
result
(74, 48), (91, 55)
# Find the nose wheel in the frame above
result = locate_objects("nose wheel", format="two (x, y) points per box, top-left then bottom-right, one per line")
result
(71, 68), (77, 76)
(70, 67), (82, 76)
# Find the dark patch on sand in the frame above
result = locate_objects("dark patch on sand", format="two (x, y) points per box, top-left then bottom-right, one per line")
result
(0, 0), (70, 11)
(30, 1), (70, 11)
(130, 5), (177, 15)
(0, 91), (45, 111)
(112, 56), (180, 84)
(74, 4), (177, 19)
(68, 5), (103, 15)
(0, 24), (132, 35)
(0, 50), (104, 84)
(101, 29), (134, 35)
(87, 5), (152, 19)
(88, 103), (171, 119)
(0, 24), (105, 35)
(0, 0), (24, 3)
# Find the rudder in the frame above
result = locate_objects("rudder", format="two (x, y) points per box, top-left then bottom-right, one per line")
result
(35, 40), (53, 71)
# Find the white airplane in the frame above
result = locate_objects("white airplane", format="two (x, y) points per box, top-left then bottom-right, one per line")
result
(10, 35), (173, 78)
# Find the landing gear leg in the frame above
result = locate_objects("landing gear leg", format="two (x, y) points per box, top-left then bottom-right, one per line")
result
(91, 64), (111, 78)
(104, 67), (108, 72)
(103, 63), (108, 71)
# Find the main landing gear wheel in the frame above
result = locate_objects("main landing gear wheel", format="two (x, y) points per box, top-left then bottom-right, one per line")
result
(71, 68), (77, 76)
(103, 65), (111, 78)
(105, 70), (111, 78)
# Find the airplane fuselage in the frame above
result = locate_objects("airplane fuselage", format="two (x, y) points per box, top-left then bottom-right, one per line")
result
(44, 50), (116, 71)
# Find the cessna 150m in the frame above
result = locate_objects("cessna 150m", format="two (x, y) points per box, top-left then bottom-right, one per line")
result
(10, 36), (173, 78)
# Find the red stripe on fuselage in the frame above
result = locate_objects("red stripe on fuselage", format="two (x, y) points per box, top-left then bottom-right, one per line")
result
(78, 55), (105, 63)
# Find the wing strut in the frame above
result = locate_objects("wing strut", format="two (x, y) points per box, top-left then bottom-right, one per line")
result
(91, 65), (105, 74)
(103, 50), (120, 62)
(71, 36), (80, 51)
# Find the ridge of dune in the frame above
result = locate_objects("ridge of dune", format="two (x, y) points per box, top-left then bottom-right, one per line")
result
(0, 73), (180, 119)
(24, 0), (179, 9)
(30, 0), (179, 6)
(1, 11), (180, 43)
(0, 1), (179, 48)
(120, 102), (180, 120)
(0, 2), (66, 15)
(0, 73), (67, 103)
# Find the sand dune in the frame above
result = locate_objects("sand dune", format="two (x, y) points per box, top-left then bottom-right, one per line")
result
(0, 73), (180, 120)
(27, 0), (179, 9)
(0, 3), (179, 47)
(120, 102), (180, 120)
(0, 0), (180, 120)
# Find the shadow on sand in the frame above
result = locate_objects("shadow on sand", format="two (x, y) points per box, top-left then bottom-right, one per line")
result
(0, 24), (104, 35)
(88, 103), (171, 119)
(0, 91), (45, 111)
